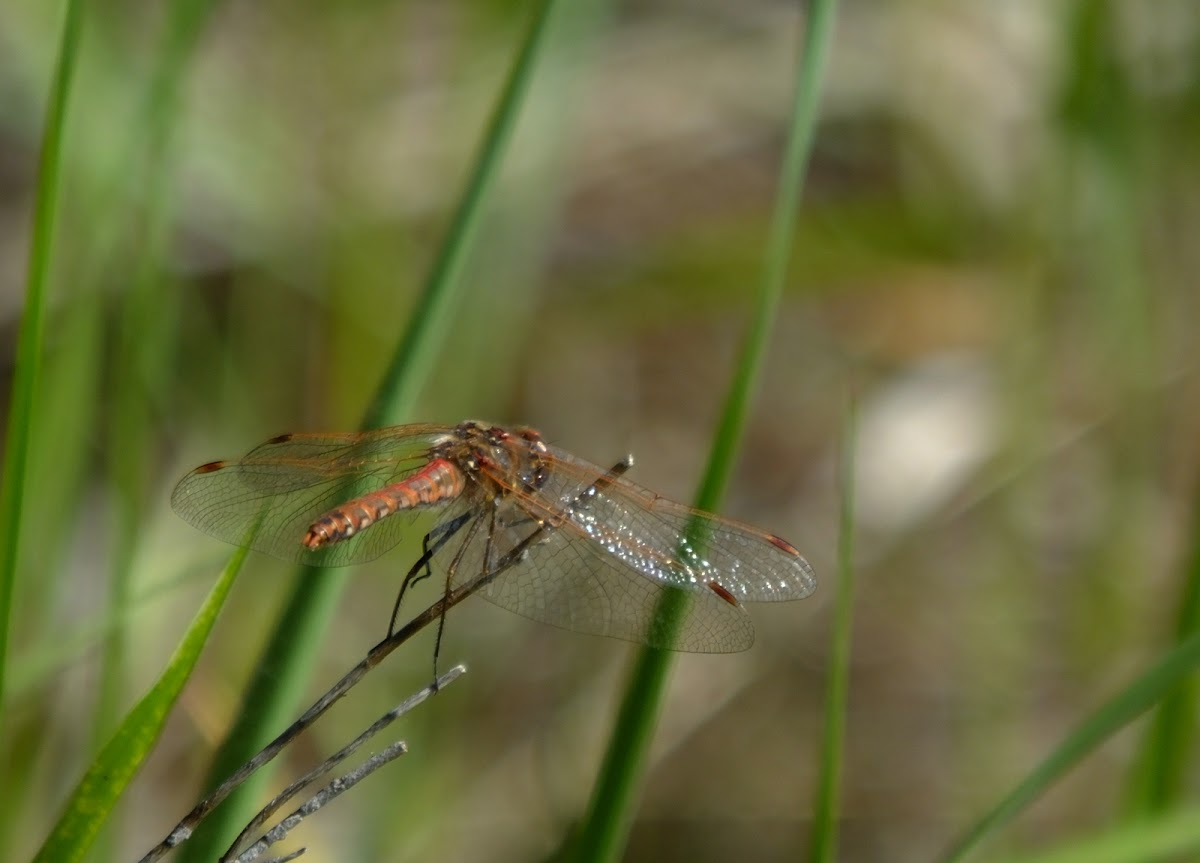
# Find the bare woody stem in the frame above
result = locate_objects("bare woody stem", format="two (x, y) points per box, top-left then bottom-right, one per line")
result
(137, 459), (629, 863)
(223, 664), (465, 863)
(137, 566), (486, 863)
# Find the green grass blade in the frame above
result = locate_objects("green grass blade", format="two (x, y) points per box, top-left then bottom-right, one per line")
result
(29, 545), (247, 863)
(1125, 478), (1200, 814)
(691, 0), (838, 517)
(176, 569), (344, 863)
(940, 629), (1200, 863)
(178, 2), (571, 859)
(571, 3), (838, 860)
(983, 808), (1200, 863)
(95, 0), (218, 750)
(0, 0), (83, 717)
(77, 7), (219, 858)
(809, 398), (857, 863)
(361, 0), (561, 431)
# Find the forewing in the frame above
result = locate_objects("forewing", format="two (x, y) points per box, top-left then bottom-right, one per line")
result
(171, 426), (452, 565)
(435, 495), (754, 652)
(522, 445), (816, 603)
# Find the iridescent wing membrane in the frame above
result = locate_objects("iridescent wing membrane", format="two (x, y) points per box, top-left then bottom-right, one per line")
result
(172, 424), (816, 652)
(465, 444), (816, 652)
(171, 426), (454, 567)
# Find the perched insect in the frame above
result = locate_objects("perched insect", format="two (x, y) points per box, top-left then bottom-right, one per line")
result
(172, 420), (816, 653)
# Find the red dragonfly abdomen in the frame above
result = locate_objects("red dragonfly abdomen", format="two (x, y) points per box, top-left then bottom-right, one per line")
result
(302, 458), (466, 550)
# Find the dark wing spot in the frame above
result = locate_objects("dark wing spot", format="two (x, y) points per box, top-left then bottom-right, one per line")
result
(266, 433), (295, 444)
(767, 534), (801, 556)
(194, 461), (228, 474)
(708, 581), (740, 607)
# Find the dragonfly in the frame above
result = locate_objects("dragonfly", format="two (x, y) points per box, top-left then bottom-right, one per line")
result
(171, 420), (816, 655)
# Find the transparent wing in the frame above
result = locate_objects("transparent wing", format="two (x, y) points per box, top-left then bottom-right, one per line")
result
(170, 425), (455, 566)
(511, 444), (816, 604)
(432, 494), (755, 653)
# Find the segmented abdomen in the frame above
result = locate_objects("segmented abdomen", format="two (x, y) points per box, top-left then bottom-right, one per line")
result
(303, 458), (466, 550)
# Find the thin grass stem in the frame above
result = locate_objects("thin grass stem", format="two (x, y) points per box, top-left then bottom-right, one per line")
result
(940, 629), (1200, 863)
(571, 2), (839, 859)
(809, 396), (857, 863)
(0, 0), (84, 720)
(178, 1), (572, 858)
(1124, 471), (1200, 813)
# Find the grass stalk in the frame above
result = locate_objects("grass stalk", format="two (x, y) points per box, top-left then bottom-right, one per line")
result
(1124, 472), (1200, 813)
(361, 0), (562, 430)
(178, 1), (573, 858)
(809, 398), (857, 863)
(982, 807), (1200, 863)
(94, 0), (219, 752)
(570, 2), (839, 859)
(940, 628), (1200, 863)
(30, 546), (248, 863)
(0, 0), (84, 728)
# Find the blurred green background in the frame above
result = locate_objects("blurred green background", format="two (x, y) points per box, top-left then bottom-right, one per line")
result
(2, 0), (1199, 861)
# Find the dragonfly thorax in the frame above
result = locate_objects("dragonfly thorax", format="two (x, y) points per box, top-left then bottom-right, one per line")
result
(443, 421), (550, 498)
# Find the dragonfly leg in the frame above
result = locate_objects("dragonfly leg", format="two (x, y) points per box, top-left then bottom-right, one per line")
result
(405, 457), (634, 675)
(429, 513), (484, 688)
(388, 510), (472, 637)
